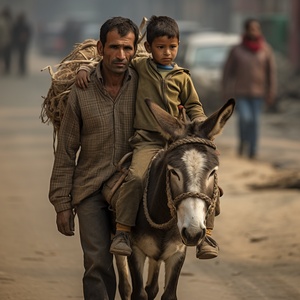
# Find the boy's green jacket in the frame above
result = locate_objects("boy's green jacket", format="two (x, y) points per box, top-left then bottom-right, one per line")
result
(131, 57), (206, 132)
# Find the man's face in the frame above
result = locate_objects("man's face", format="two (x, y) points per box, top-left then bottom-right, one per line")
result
(97, 29), (136, 75)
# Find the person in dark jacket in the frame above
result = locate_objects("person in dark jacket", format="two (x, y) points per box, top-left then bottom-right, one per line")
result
(0, 6), (13, 75)
(13, 12), (32, 75)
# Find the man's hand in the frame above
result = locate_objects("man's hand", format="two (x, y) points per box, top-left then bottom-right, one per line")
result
(56, 209), (75, 236)
(75, 70), (90, 89)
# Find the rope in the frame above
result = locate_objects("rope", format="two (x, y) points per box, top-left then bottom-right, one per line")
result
(207, 173), (219, 216)
(143, 149), (177, 230)
(167, 137), (216, 153)
(166, 170), (219, 219)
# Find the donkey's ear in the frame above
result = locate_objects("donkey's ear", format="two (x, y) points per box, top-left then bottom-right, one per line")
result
(145, 99), (186, 140)
(196, 99), (235, 140)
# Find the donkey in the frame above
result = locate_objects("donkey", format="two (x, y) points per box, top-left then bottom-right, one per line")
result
(112, 98), (235, 300)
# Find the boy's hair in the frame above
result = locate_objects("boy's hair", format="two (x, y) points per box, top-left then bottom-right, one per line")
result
(146, 15), (179, 45)
(100, 16), (139, 49)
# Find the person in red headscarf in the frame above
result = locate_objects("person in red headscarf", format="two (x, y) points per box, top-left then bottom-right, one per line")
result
(222, 18), (277, 159)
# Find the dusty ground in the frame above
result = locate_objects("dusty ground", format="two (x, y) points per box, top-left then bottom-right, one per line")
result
(0, 50), (299, 299)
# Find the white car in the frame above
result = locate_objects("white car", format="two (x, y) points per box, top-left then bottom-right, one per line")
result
(177, 32), (240, 112)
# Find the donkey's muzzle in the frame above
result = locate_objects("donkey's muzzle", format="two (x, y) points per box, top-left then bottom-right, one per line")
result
(181, 227), (206, 246)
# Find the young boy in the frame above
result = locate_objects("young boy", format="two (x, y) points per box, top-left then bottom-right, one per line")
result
(76, 15), (220, 259)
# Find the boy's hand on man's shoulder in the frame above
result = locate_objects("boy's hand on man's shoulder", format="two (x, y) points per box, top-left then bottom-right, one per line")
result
(75, 70), (90, 89)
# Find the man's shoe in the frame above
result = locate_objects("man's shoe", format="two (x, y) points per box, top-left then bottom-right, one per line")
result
(196, 236), (219, 259)
(110, 231), (132, 256)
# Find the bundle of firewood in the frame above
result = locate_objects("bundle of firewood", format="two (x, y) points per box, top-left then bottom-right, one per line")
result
(40, 39), (100, 138)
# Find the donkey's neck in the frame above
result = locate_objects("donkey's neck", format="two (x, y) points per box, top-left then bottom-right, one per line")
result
(145, 151), (173, 224)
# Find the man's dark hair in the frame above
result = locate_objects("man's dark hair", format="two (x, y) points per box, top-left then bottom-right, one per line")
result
(146, 15), (179, 45)
(243, 18), (260, 31)
(100, 17), (139, 48)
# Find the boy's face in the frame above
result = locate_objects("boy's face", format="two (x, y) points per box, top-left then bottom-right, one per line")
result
(144, 36), (179, 66)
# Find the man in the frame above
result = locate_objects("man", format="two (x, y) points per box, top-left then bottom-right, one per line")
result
(222, 18), (277, 159)
(0, 6), (12, 74)
(12, 12), (32, 75)
(49, 17), (139, 300)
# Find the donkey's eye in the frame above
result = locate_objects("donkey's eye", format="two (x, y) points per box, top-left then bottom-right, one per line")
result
(170, 169), (180, 181)
(209, 166), (218, 179)
(209, 169), (216, 178)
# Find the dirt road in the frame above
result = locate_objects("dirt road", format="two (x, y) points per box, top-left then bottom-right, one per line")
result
(0, 51), (299, 299)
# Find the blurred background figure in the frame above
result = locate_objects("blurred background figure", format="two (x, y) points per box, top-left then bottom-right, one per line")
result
(222, 18), (277, 160)
(61, 19), (82, 57)
(0, 6), (13, 75)
(12, 11), (32, 75)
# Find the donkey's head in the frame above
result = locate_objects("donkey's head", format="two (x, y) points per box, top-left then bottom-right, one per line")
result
(145, 99), (235, 246)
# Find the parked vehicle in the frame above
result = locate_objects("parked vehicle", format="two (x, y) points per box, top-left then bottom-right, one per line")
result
(176, 32), (240, 112)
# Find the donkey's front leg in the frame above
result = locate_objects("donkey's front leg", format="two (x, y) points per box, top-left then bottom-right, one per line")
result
(162, 246), (186, 300)
(145, 258), (161, 300)
(128, 247), (147, 300)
